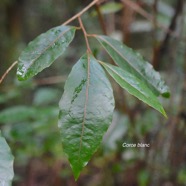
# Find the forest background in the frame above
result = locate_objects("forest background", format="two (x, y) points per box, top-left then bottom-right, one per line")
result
(0, 0), (186, 185)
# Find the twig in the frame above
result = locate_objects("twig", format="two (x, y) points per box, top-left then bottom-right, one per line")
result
(62, 0), (101, 25)
(0, 61), (18, 84)
(153, 0), (158, 28)
(153, 0), (184, 69)
(1, 0), (102, 85)
(152, 0), (159, 69)
(122, 1), (135, 44)
(121, 0), (179, 38)
(121, 0), (153, 21)
(159, 0), (183, 52)
(78, 17), (92, 53)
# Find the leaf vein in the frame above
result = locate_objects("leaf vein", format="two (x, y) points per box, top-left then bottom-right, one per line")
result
(78, 53), (90, 160)
(97, 36), (160, 94)
(21, 27), (73, 72)
(106, 64), (153, 99)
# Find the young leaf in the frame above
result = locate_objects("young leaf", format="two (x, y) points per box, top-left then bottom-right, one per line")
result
(0, 131), (14, 184)
(101, 62), (167, 117)
(95, 35), (170, 98)
(58, 53), (115, 180)
(17, 25), (76, 80)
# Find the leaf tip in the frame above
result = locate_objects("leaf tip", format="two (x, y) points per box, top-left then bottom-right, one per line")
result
(160, 107), (168, 118)
(71, 163), (83, 181)
(16, 67), (26, 81)
(16, 74), (25, 81)
(74, 174), (80, 181)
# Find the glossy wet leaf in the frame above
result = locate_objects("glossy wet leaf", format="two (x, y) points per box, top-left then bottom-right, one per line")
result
(58, 53), (115, 180)
(101, 62), (166, 117)
(0, 131), (14, 184)
(17, 25), (76, 80)
(95, 35), (170, 98)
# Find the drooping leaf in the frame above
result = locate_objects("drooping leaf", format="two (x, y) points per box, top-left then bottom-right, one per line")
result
(101, 62), (166, 117)
(17, 25), (76, 80)
(0, 131), (14, 184)
(58, 53), (115, 180)
(95, 35), (170, 98)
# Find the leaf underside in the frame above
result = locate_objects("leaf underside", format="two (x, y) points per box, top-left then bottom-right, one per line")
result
(0, 132), (14, 184)
(95, 35), (170, 98)
(101, 62), (167, 117)
(58, 53), (115, 180)
(17, 25), (76, 80)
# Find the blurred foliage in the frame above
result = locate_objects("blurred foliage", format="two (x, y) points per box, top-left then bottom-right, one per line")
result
(0, 0), (186, 185)
(91, 2), (123, 16)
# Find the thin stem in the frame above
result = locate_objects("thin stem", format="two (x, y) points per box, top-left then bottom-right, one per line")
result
(0, 61), (18, 84)
(62, 0), (101, 25)
(152, 0), (159, 69)
(78, 17), (92, 53)
(121, 0), (179, 38)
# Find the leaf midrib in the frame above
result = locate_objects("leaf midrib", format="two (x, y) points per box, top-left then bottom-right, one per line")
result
(97, 36), (160, 95)
(78, 53), (90, 160)
(104, 64), (160, 106)
(19, 27), (73, 74)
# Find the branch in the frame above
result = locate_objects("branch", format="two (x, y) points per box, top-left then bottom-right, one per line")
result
(1, 1), (103, 85)
(159, 0), (183, 52)
(78, 17), (92, 53)
(121, 0), (179, 38)
(153, 0), (184, 69)
(62, 0), (101, 25)
(0, 61), (18, 84)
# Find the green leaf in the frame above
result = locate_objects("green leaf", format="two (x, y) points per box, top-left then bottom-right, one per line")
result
(0, 106), (58, 124)
(0, 131), (14, 184)
(95, 35), (170, 98)
(17, 25), (76, 80)
(101, 62), (167, 117)
(0, 106), (37, 123)
(91, 2), (123, 16)
(33, 88), (61, 106)
(58, 53), (115, 180)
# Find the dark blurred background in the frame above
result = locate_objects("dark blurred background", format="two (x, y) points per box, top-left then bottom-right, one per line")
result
(0, 0), (186, 185)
